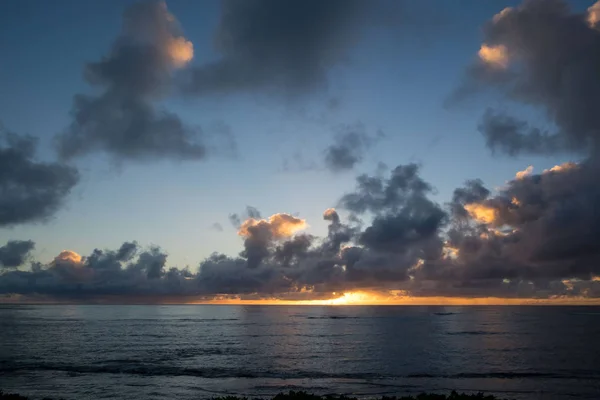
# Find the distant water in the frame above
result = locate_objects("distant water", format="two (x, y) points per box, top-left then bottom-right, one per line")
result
(1, 305), (600, 400)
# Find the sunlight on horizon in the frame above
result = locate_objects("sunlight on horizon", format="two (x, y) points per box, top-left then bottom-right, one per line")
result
(191, 291), (600, 306)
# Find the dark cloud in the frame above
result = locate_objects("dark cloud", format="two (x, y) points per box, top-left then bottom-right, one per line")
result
(322, 208), (355, 254)
(185, 0), (373, 98)
(338, 164), (447, 282)
(0, 243), (192, 298)
(450, 179), (490, 218)
(211, 222), (224, 232)
(116, 241), (139, 262)
(56, 0), (206, 161)
(458, 0), (600, 157)
(424, 0), (600, 297)
(478, 110), (563, 156)
(0, 240), (35, 268)
(245, 206), (262, 219)
(339, 163), (433, 215)
(419, 161), (600, 292)
(229, 206), (261, 229)
(197, 253), (291, 295)
(238, 213), (306, 268)
(228, 206), (262, 228)
(3, 163), (600, 300)
(0, 127), (79, 227)
(274, 234), (314, 266)
(324, 123), (384, 172)
(228, 213), (241, 228)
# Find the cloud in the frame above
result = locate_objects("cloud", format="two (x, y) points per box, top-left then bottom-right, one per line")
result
(337, 164), (447, 283)
(515, 165), (533, 180)
(184, 0), (400, 98)
(0, 243), (196, 298)
(238, 213), (307, 268)
(323, 208), (340, 224)
(458, 0), (600, 157)
(211, 222), (224, 232)
(3, 164), (600, 301)
(323, 122), (384, 172)
(432, 0), (600, 296)
(339, 163), (433, 215)
(54, 250), (83, 266)
(0, 126), (79, 227)
(228, 206), (262, 228)
(0, 240), (35, 268)
(477, 44), (509, 68)
(56, 0), (206, 161)
(427, 161), (600, 291)
(588, 1), (600, 26)
(478, 110), (562, 156)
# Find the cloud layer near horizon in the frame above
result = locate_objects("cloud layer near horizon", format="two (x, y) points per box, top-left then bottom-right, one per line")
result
(2, 161), (600, 301)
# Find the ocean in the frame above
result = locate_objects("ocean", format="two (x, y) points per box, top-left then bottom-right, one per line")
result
(1, 305), (599, 400)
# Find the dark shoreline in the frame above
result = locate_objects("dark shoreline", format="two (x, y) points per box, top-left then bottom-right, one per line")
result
(0, 390), (502, 400)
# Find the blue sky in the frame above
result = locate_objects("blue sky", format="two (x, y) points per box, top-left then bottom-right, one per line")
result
(0, 0), (579, 269)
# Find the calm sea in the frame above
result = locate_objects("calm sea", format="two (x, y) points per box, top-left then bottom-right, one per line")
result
(1, 305), (599, 400)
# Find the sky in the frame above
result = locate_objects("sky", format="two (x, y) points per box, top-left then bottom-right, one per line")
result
(1, 0), (599, 304)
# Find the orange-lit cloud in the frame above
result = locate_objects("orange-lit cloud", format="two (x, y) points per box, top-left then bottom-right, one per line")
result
(238, 213), (307, 239)
(129, 0), (194, 69)
(167, 36), (194, 68)
(157, 1), (194, 68)
(492, 7), (512, 23)
(515, 165), (533, 180)
(588, 1), (600, 27)
(54, 250), (83, 265)
(478, 44), (509, 68)
(464, 203), (497, 225)
(323, 208), (338, 220)
(443, 243), (459, 259)
(543, 162), (577, 174)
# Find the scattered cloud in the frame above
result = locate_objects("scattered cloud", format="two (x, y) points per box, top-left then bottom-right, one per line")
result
(228, 206), (263, 228)
(56, 0), (207, 161)
(0, 125), (79, 227)
(457, 0), (600, 158)
(4, 0), (600, 303)
(3, 162), (600, 301)
(0, 240), (35, 268)
(184, 0), (375, 98)
(323, 122), (384, 172)
(211, 222), (224, 232)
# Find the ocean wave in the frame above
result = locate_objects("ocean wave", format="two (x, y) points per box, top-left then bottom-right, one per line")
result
(433, 312), (457, 316)
(2, 363), (599, 381)
(445, 331), (504, 336)
(16, 317), (240, 323)
(406, 372), (600, 380)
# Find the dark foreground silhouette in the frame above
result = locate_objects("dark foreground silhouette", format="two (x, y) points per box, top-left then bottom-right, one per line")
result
(0, 390), (502, 400)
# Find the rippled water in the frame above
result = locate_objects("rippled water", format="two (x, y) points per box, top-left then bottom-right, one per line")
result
(1, 305), (599, 399)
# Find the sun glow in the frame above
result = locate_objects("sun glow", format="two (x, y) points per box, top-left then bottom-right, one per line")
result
(326, 292), (373, 305)
(182, 291), (600, 306)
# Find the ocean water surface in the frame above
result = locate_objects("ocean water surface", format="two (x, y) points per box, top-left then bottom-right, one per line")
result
(1, 305), (599, 399)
